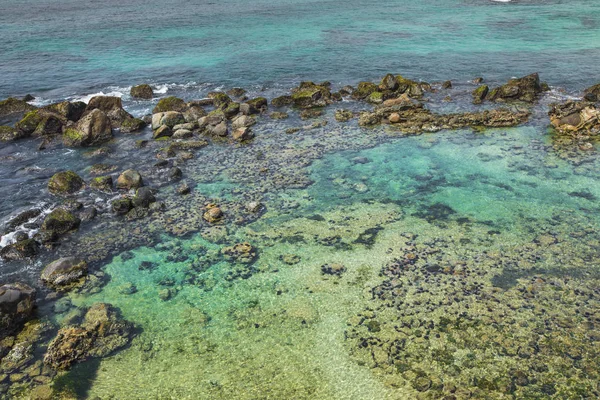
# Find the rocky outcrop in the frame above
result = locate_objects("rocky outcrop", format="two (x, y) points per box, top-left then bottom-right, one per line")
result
(486, 73), (545, 103)
(357, 97), (529, 132)
(290, 82), (334, 109)
(203, 204), (223, 223)
(48, 171), (85, 195)
(90, 176), (113, 192)
(0, 283), (36, 339)
(0, 126), (27, 142)
(132, 187), (156, 208)
(41, 257), (88, 290)
(85, 96), (136, 128)
(44, 303), (134, 370)
(549, 101), (600, 135)
(0, 98), (36, 117)
(130, 84), (153, 99)
(63, 109), (113, 147)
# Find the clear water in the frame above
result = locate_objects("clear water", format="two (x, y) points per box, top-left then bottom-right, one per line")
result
(1, 0), (600, 98)
(2, 0), (600, 399)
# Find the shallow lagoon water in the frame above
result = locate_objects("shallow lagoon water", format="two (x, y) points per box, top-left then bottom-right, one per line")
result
(33, 123), (599, 398)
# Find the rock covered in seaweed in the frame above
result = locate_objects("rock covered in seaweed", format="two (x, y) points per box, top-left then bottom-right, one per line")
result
(486, 73), (545, 103)
(48, 171), (85, 195)
(116, 169), (143, 190)
(0, 97), (36, 117)
(63, 108), (113, 147)
(0, 283), (36, 339)
(130, 84), (154, 99)
(0, 239), (38, 261)
(41, 257), (88, 290)
(44, 303), (134, 370)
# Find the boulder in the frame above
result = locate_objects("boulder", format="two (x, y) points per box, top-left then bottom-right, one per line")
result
(90, 176), (113, 192)
(0, 239), (38, 261)
(352, 82), (378, 100)
(0, 98), (36, 117)
(246, 97), (268, 112)
(130, 84), (153, 100)
(227, 88), (247, 98)
(472, 85), (489, 104)
(44, 303), (134, 370)
(486, 73), (543, 103)
(183, 105), (206, 122)
(44, 101), (86, 122)
(172, 129), (193, 139)
(0, 283), (36, 339)
(203, 204), (223, 223)
(120, 117), (146, 133)
(153, 96), (187, 113)
(584, 83), (600, 102)
(442, 80), (452, 89)
(380, 74), (399, 91)
(116, 169), (143, 190)
(63, 109), (113, 147)
(152, 111), (185, 130)
(132, 187), (156, 208)
(209, 121), (228, 137)
(48, 171), (85, 195)
(41, 258), (88, 290)
(86, 96), (123, 113)
(112, 198), (133, 215)
(271, 95), (293, 108)
(232, 115), (256, 129)
(291, 82), (332, 108)
(222, 102), (240, 119)
(207, 92), (232, 108)
(41, 209), (81, 235)
(232, 127), (254, 141)
(16, 109), (66, 136)
(334, 109), (354, 122)
(153, 125), (173, 139)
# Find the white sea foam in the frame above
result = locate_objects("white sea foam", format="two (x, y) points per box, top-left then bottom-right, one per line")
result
(71, 89), (129, 104)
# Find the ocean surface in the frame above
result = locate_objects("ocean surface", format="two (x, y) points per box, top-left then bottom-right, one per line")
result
(1, 0), (600, 399)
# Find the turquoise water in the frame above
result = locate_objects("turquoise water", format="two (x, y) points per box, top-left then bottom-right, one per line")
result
(2, 0), (600, 97)
(2, 0), (600, 398)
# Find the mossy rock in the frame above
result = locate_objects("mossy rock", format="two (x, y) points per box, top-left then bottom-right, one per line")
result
(152, 96), (187, 113)
(222, 102), (240, 119)
(41, 257), (88, 290)
(208, 92), (232, 108)
(246, 97), (267, 110)
(352, 82), (378, 99)
(112, 198), (133, 215)
(44, 101), (86, 122)
(90, 176), (113, 192)
(367, 91), (384, 104)
(41, 209), (81, 235)
(130, 84), (153, 100)
(380, 74), (399, 91)
(15, 110), (43, 134)
(0, 126), (27, 142)
(271, 95), (293, 107)
(0, 97), (36, 117)
(48, 171), (85, 195)
(120, 117), (146, 133)
(472, 85), (489, 104)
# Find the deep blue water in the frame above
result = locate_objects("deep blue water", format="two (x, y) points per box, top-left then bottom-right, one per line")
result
(1, 0), (600, 99)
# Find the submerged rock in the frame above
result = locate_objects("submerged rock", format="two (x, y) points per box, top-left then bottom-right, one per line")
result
(47, 171), (85, 195)
(130, 84), (153, 99)
(203, 204), (223, 223)
(63, 109), (113, 147)
(221, 242), (257, 264)
(321, 263), (346, 276)
(41, 257), (88, 291)
(335, 109), (354, 122)
(44, 303), (134, 370)
(132, 187), (156, 208)
(0, 283), (36, 339)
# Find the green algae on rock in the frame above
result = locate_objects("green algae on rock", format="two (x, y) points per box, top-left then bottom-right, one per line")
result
(48, 171), (85, 195)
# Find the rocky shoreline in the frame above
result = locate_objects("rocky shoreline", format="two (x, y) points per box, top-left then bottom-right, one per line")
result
(0, 72), (599, 398)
